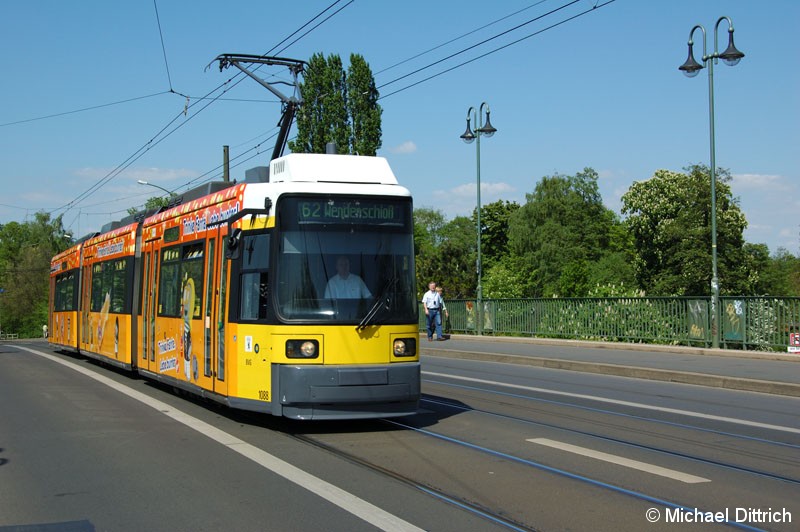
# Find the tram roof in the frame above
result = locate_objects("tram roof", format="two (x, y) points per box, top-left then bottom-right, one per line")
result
(267, 153), (398, 185)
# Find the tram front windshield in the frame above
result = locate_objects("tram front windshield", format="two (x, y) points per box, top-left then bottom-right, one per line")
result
(276, 196), (417, 324)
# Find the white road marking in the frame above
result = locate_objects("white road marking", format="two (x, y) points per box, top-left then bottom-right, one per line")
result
(423, 370), (800, 434)
(16, 346), (423, 532)
(527, 438), (710, 483)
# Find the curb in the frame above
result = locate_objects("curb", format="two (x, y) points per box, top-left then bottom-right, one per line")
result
(438, 334), (800, 362)
(422, 348), (800, 398)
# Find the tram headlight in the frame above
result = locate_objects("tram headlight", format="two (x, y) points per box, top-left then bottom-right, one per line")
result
(393, 338), (416, 357)
(286, 339), (319, 359)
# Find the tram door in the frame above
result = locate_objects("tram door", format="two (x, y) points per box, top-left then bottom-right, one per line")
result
(205, 226), (228, 396)
(80, 262), (92, 349)
(141, 240), (158, 371)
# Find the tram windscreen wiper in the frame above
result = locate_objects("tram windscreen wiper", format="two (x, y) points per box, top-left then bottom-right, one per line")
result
(356, 277), (397, 331)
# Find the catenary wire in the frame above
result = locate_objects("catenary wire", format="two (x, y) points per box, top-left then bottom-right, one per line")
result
(18, 0), (608, 227)
(121, 0), (353, 203)
(0, 91), (170, 128)
(375, 0), (550, 76)
(51, 0), (350, 219)
(378, 0), (582, 90)
(380, 0), (617, 99)
(153, 0), (174, 92)
(97, 0), (611, 218)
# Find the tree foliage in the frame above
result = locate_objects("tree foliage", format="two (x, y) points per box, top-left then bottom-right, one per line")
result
(476, 200), (519, 270)
(127, 195), (173, 216)
(413, 164), (794, 304)
(621, 165), (751, 295)
(289, 53), (381, 155)
(413, 208), (475, 298)
(0, 212), (71, 337)
(346, 54), (382, 155)
(746, 244), (800, 295)
(506, 168), (633, 297)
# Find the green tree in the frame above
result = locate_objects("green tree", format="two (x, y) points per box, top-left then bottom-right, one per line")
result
(346, 54), (382, 155)
(477, 200), (519, 269)
(482, 258), (528, 298)
(127, 195), (173, 216)
(465, 200), (524, 299)
(621, 165), (750, 295)
(289, 53), (381, 155)
(750, 246), (800, 295)
(507, 168), (627, 297)
(322, 54), (349, 152)
(0, 212), (71, 337)
(289, 53), (323, 154)
(437, 216), (477, 298)
(413, 208), (446, 297)
(413, 209), (475, 298)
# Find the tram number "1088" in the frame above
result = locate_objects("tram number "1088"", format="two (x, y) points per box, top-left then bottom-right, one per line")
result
(258, 390), (270, 401)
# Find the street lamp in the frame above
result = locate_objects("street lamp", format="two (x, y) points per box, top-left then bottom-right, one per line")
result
(678, 16), (744, 349)
(460, 102), (497, 336)
(137, 179), (172, 196)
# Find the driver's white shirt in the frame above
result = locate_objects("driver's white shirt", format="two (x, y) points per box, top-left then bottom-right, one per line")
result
(324, 274), (371, 299)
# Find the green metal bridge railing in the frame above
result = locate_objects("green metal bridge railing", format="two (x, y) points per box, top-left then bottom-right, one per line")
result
(420, 296), (800, 352)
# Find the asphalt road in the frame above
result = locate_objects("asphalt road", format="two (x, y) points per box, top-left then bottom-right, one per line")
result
(2, 339), (798, 531)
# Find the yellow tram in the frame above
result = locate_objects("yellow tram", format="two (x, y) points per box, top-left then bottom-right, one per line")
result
(50, 153), (420, 419)
(49, 242), (84, 350)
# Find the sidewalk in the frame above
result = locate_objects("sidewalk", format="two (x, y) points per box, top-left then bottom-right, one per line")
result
(420, 334), (800, 398)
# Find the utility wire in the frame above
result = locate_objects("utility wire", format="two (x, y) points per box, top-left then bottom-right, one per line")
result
(52, 0), (350, 219)
(380, 0), (617, 99)
(59, 0), (591, 215)
(6, 0), (347, 217)
(378, 0), (582, 90)
(271, 0), (354, 57)
(0, 0), (338, 130)
(32, 0), (611, 223)
(174, 129), (280, 191)
(263, 0), (350, 59)
(0, 203), (31, 210)
(153, 0), (174, 92)
(52, 76), (238, 214)
(0, 91), (170, 128)
(375, 0), (550, 76)
(147, 0), (353, 195)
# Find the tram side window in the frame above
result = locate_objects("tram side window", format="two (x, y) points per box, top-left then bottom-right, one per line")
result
(64, 272), (76, 310)
(90, 259), (131, 313)
(158, 243), (204, 319)
(240, 233), (270, 321)
(54, 271), (77, 311)
(159, 247), (181, 317)
(111, 259), (127, 313)
(91, 263), (105, 311)
(54, 273), (63, 311)
(181, 243), (204, 319)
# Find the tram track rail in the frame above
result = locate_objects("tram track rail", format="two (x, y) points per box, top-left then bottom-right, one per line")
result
(287, 430), (539, 532)
(259, 369), (798, 531)
(291, 413), (768, 532)
(419, 388), (800, 488)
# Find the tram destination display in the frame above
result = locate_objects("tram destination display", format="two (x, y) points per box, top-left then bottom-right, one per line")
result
(296, 198), (407, 226)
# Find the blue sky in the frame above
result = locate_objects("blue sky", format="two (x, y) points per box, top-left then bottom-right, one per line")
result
(1, 0), (798, 254)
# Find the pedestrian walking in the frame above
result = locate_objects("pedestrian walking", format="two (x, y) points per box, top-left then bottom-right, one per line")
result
(422, 281), (444, 341)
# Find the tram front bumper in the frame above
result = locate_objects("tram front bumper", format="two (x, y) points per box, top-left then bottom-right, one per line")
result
(275, 362), (420, 420)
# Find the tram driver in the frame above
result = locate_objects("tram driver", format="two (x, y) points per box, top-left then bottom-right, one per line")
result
(324, 256), (371, 300)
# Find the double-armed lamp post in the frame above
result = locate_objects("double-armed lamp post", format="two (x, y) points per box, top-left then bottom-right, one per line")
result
(678, 16), (744, 349)
(460, 102), (497, 336)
